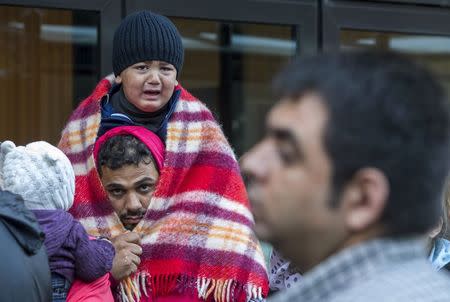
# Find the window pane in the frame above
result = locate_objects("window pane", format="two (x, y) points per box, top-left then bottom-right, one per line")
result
(0, 5), (99, 145)
(172, 18), (296, 156)
(341, 30), (450, 96)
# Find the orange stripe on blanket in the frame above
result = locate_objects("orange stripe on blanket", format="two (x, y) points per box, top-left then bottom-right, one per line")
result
(166, 133), (226, 143)
(150, 227), (257, 250)
(143, 218), (250, 239)
(168, 127), (211, 134)
(58, 137), (70, 149)
(67, 131), (98, 147)
(140, 222), (258, 250)
(178, 218), (249, 237)
(65, 123), (99, 140)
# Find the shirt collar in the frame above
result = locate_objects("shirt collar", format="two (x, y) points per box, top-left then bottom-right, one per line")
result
(429, 237), (450, 270)
(280, 236), (427, 301)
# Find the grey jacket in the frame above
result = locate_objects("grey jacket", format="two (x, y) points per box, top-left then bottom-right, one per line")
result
(0, 190), (51, 301)
(270, 237), (450, 302)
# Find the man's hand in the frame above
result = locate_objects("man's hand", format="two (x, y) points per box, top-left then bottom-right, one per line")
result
(110, 232), (142, 281)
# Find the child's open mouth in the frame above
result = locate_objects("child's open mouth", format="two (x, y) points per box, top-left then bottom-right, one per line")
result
(143, 90), (161, 99)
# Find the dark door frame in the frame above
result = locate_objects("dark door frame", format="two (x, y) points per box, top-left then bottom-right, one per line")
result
(0, 0), (122, 75)
(323, 0), (450, 51)
(364, 0), (450, 7)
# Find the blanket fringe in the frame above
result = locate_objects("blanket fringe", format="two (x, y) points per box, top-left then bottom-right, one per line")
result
(196, 277), (263, 302)
(119, 272), (150, 302)
(119, 272), (264, 302)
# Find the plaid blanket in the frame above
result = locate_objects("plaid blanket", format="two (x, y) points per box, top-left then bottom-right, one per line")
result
(58, 75), (268, 302)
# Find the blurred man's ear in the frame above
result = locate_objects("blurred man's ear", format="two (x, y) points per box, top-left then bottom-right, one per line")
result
(429, 218), (444, 239)
(340, 168), (389, 233)
(115, 75), (122, 84)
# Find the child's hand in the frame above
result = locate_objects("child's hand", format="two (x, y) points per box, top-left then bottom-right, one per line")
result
(110, 232), (142, 281)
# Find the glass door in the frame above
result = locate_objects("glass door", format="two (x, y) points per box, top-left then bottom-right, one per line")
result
(0, 1), (120, 145)
(323, 0), (450, 96)
(126, 0), (317, 156)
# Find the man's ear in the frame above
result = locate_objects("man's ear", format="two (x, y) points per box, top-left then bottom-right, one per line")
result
(429, 218), (444, 239)
(340, 168), (389, 232)
(115, 75), (122, 84)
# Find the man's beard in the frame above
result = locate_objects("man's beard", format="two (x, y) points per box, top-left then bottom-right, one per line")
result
(119, 209), (146, 231)
(123, 223), (137, 231)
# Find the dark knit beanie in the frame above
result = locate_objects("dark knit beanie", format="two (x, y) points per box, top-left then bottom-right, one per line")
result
(112, 11), (184, 76)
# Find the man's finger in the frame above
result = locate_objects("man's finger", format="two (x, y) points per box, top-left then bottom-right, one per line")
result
(126, 262), (138, 276)
(122, 232), (141, 245)
(129, 253), (141, 266)
(126, 243), (143, 256)
(111, 232), (142, 250)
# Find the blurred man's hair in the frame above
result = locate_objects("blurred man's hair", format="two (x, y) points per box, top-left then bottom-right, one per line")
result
(273, 51), (450, 236)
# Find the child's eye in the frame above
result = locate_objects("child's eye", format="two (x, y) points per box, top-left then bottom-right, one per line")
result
(161, 66), (173, 72)
(134, 65), (148, 71)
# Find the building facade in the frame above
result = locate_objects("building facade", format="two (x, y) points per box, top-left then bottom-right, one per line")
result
(1, 0), (449, 156)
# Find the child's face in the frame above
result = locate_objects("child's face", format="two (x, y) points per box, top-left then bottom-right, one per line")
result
(116, 60), (178, 113)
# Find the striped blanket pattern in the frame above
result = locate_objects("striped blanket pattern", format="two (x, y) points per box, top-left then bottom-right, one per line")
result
(58, 75), (269, 302)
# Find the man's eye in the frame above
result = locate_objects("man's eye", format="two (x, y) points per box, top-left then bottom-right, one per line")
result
(278, 148), (297, 164)
(161, 67), (173, 72)
(139, 184), (154, 193)
(109, 189), (124, 197)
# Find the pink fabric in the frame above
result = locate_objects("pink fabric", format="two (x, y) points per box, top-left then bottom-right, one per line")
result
(66, 273), (114, 302)
(154, 296), (202, 302)
(67, 275), (201, 302)
(93, 126), (165, 171)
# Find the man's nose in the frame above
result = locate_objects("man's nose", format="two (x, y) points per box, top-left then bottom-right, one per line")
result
(125, 193), (142, 212)
(241, 141), (269, 184)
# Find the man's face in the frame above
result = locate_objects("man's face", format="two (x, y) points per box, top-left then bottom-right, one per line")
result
(242, 93), (347, 271)
(100, 161), (159, 230)
(116, 60), (178, 113)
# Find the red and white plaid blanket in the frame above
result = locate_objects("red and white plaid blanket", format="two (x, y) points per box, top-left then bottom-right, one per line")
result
(58, 75), (269, 302)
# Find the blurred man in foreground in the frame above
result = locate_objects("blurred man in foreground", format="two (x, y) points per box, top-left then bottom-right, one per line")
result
(242, 51), (450, 301)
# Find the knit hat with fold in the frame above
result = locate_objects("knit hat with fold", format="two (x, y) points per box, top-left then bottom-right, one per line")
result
(112, 10), (184, 76)
(0, 141), (75, 211)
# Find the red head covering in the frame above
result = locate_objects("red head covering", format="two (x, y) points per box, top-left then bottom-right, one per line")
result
(93, 126), (165, 171)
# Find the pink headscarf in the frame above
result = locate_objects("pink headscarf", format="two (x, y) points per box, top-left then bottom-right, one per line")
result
(93, 126), (165, 171)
